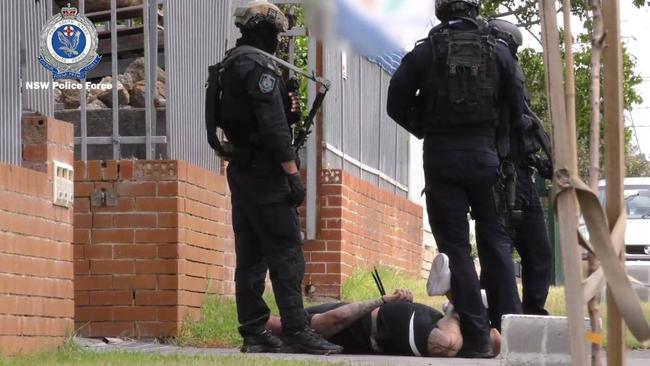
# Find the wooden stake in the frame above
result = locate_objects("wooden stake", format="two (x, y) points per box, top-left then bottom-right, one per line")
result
(589, 0), (605, 192)
(602, 0), (626, 364)
(588, 1), (606, 364)
(538, 0), (587, 363)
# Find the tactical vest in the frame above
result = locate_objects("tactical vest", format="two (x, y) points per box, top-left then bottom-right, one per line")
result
(424, 19), (499, 128)
(206, 48), (269, 153)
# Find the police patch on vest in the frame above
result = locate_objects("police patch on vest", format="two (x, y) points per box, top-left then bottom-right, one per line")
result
(259, 73), (277, 94)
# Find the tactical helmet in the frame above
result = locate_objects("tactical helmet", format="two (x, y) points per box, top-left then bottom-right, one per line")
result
(435, 0), (480, 13)
(234, 0), (289, 33)
(488, 18), (523, 51)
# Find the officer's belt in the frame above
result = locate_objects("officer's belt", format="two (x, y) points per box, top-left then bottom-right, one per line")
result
(425, 126), (496, 138)
(221, 145), (266, 167)
(424, 135), (495, 151)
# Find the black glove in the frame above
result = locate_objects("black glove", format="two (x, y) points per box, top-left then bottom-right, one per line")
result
(285, 78), (302, 126)
(287, 173), (306, 207)
(528, 155), (553, 180)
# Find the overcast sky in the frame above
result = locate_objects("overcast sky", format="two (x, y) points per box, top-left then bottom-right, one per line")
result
(621, 1), (650, 157)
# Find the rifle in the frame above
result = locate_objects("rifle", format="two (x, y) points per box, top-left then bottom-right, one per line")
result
(232, 46), (331, 153)
(524, 103), (553, 162)
(499, 160), (523, 230)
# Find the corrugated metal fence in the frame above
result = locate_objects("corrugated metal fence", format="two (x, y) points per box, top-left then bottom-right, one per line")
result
(3, 0), (410, 199)
(22, 0), (54, 117)
(0, 0), (22, 165)
(322, 49), (410, 196)
(1, 0), (52, 165)
(165, 0), (232, 172)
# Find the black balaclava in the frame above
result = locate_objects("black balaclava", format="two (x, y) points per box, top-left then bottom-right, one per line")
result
(236, 22), (280, 54)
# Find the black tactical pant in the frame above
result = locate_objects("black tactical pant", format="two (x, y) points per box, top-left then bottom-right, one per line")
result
(227, 163), (306, 337)
(512, 169), (552, 315)
(424, 148), (522, 340)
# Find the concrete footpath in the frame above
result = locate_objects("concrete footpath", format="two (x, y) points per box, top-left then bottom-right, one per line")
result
(75, 338), (650, 365)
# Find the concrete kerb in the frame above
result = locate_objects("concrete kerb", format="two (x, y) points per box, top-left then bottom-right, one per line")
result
(74, 337), (650, 365)
(500, 315), (592, 366)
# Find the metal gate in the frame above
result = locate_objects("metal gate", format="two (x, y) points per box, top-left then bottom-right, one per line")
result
(0, 0), (23, 166)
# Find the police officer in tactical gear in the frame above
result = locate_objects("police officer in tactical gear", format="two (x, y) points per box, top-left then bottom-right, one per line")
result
(487, 18), (553, 316)
(387, 0), (525, 358)
(206, 0), (343, 355)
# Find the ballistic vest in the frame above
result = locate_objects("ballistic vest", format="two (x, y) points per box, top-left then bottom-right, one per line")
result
(423, 18), (500, 129)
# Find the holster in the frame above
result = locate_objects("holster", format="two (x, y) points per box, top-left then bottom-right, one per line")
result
(496, 161), (524, 235)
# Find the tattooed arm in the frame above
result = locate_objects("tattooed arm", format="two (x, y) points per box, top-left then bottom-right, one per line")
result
(310, 289), (412, 339)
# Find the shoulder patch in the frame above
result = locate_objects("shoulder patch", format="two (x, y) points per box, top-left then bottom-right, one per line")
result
(258, 73), (277, 94)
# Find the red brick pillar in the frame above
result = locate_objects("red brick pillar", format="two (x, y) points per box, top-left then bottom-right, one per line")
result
(22, 115), (74, 175)
(0, 116), (74, 356)
(73, 160), (234, 338)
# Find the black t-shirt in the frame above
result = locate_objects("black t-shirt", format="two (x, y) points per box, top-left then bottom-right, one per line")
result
(305, 302), (443, 356)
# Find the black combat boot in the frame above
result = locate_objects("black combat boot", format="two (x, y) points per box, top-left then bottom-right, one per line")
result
(240, 330), (284, 353)
(456, 334), (495, 359)
(282, 326), (344, 355)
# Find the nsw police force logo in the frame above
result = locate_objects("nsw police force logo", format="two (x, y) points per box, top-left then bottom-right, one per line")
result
(39, 3), (101, 79)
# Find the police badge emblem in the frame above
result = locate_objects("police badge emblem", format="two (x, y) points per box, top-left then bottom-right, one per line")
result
(39, 3), (101, 79)
(259, 73), (276, 94)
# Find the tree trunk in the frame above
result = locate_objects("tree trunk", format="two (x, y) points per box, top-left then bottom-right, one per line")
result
(588, 1), (606, 365)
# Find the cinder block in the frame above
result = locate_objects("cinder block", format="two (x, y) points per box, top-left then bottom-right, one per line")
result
(500, 315), (591, 366)
(502, 315), (546, 354)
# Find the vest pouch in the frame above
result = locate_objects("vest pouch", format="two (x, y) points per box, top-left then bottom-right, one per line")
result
(430, 29), (499, 127)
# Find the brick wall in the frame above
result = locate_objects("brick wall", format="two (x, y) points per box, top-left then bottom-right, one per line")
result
(303, 169), (423, 297)
(73, 160), (234, 338)
(73, 164), (423, 336)
(0, 116), (74, 356)
(176, 163), (235, 322)
(421, 245), (437, 279)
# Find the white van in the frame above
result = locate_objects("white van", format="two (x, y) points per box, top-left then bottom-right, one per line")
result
(598, 177), (650, 262)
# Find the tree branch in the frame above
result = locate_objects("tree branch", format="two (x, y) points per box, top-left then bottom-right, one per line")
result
(492, 0), (538, 18)
(501, 2), (544, 46)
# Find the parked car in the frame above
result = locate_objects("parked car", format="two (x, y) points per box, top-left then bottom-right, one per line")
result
(597, 177), (650, 262)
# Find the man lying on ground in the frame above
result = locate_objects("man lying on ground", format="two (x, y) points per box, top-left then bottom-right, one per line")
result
(266, 289), (466, 356)
(265, 283), (501, 356)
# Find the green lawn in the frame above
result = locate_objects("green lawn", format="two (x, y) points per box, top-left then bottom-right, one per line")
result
(0, 343), (339, 366)
(176, 294), (322, 348)
(179, 266), (650, 350)
(5, 266), (648, 365)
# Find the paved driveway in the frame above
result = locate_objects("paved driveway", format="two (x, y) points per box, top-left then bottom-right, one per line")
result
(75, 338), (650, 365)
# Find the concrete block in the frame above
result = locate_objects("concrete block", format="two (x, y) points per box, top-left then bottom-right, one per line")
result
(500, 315), (591, 366)
(627, 263), (650, 302)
